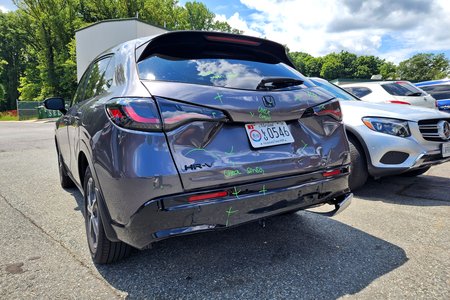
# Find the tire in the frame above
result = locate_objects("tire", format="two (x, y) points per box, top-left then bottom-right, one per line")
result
(402, 166), (431, 177)
(58, 151), (75, 188)
(348, 137), (368, 191)
(83, 166), (131, 264)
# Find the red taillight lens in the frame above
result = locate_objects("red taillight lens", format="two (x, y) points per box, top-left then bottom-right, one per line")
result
(156, 97), (228, 130)
(188, 191), (228, 202)
(323, 169), (342, 177)
(386, 100), (411, 105)
(314, 99), (342, 121)
(204, 35), (261, 46)
(106, 98), (162, 131)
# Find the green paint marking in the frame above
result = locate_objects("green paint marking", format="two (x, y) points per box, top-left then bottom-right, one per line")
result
(214, 93), (224, 104)
(232, 187), (241, 199)
(258, 106), (271, 121)
(250, 112), (255, 118)
(224, 169), (242, 178)
(301, 140), (308, 151)
(259, 185), (267, 196)
(211, 74), (224, 79)
(247, 167), (264, 174)
(225, 206), (239, 227)
(185, 147), (206, 156)
(226, 146), (234, 155)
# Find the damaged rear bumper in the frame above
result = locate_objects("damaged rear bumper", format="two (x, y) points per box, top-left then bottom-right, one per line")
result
(111, 166), (352, 249)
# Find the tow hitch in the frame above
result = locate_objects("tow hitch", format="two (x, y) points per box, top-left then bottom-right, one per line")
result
(308, 193), (353, 217)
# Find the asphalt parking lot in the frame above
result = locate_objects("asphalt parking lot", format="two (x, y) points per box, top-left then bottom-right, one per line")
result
(0, 121), (449, 299)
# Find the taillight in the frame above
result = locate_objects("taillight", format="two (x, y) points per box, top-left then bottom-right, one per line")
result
(188, 191), (228, 202)
(156, 97), (228, 130)
(386, 100), (410, 105)
(313, 99), (342, 121)
(106, 98), (162, 131)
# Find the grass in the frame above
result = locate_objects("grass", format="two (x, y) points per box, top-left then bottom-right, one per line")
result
(0, 114), (18, 121)
(0, 110), (19, 121)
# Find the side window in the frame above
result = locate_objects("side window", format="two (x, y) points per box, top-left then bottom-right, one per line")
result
(344, 87), (372, 98)
(97, 56), (115, 95)
(421, 85), (450, 100)
(72, 67), (91, 106)
(83, 56), (112, 101)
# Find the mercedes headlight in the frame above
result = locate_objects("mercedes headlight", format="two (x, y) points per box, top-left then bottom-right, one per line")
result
(362, 117), (411, 137)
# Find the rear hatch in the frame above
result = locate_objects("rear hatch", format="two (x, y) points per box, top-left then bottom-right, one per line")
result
(136, 32), (348, 190)
(381, 81), (436, 109)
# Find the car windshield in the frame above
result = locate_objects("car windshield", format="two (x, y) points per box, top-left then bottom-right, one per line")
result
(381, 82), (425, 96)
(138, 55), (311, 90)
(310, 79), (357, 101)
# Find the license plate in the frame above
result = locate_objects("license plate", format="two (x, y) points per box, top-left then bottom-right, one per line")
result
(245, 122), (294, 148)
(442, 143), (450, 158)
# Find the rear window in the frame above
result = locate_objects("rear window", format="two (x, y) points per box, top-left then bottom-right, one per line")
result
(381, 82), (425, 96)
(420, 84), (450, 100)
(137, 55), (310, 90)
(343, 87), (372, 98)
(311, 79), (357, 101)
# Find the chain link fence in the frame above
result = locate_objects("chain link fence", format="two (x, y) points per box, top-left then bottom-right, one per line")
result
(16, 100), (64, 120)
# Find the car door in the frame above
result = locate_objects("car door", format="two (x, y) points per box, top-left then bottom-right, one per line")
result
(58, 67), (91, 170)
(67, 56), (112, 178)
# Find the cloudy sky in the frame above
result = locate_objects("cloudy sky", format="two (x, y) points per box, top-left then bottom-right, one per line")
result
(180, 0), (450, 63)
(2, 0), (449, 63)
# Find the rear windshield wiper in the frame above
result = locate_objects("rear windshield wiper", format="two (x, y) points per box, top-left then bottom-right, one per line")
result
(406, 92), (423, 96)
(256, 77), (304, 90)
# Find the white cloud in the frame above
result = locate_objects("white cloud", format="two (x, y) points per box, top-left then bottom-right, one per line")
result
(0, 5), (10, 12)
(216, 12), (262, 37)
(219, 0), (450, 63)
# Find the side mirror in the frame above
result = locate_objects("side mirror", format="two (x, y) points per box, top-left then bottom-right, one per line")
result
(44, 97), (67, 114)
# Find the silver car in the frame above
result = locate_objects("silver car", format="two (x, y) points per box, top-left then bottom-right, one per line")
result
(341, 81), (437, 109)
(311, 78), (450, 190)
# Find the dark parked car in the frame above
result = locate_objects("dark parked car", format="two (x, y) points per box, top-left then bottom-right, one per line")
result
(416, 79), (450, 113)
(45, 31), (352, 264)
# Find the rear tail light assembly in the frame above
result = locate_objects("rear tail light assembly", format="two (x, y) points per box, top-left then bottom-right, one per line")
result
(106, 97), (228, 132)
(156, 97), (228, 131)
(106, 98), (162, 131)
(313, 99), (343, 121)
(386, 100), (411, 105)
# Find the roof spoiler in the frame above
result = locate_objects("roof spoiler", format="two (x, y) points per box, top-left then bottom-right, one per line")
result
(135, 31), (295, 68)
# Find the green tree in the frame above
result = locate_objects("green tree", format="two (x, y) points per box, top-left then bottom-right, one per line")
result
(0, 11), (27, 110)
(289, 52), (314, 75)
(337, 51), (357, 78)
(397, 53), (449, 81)
(320, 53), (343, 80)
(352, 55), (383, 79)
(380, 61), (397, 80)
(13, 0), (82, 100)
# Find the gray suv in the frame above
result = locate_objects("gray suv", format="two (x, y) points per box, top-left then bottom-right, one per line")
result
(45, 31), (352, 264)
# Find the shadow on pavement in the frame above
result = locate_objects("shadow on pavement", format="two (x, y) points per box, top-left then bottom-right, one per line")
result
(95, 212), (407, 299)
(355, 174), (450, 205)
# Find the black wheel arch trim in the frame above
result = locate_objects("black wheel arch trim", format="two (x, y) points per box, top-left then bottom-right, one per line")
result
(79, 139), (120, 242)
(345, 126), (376, 176)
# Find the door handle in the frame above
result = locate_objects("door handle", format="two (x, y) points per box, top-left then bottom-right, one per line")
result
(74, 112), (82, 121)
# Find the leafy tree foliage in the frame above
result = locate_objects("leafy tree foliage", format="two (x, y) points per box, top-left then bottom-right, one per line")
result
(0, 11), (26, 110)
(0, 0), (240, 110)
(397, 53), (449, 81)
(290, 50), (449, 82)
(0, 1), (448, 111)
